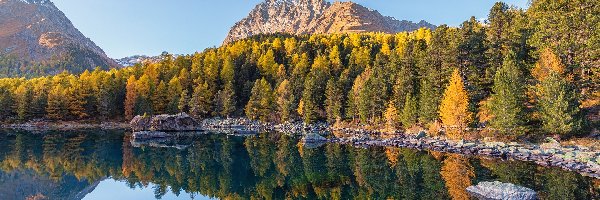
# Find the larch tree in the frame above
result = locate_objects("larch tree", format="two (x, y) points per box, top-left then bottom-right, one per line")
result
(439, 69), (472, 139)
(124, 75), (137, 120)
(46, 85), (69, 120)
(276, 79), (295, 122)
(152, 81), (169, 114)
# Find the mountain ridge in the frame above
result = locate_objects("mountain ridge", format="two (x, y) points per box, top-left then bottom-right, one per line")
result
(224, 0), (436, 44)
(0, 0), (119, 76)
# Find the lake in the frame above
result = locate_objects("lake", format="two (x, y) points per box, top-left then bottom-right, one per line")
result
(0, 130), (598, 200)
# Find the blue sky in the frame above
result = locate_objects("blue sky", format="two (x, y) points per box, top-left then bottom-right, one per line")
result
(52, 0), (529, 59)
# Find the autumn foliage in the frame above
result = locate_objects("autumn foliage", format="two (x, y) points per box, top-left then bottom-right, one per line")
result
(439, 69), (472, 139)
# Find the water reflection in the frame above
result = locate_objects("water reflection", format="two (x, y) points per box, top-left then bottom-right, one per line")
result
(0, 130), (598, 200)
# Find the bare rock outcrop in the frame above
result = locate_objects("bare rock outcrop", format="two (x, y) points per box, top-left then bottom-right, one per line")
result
(223, 0), (435, 44)
(130, 113), (200, 132)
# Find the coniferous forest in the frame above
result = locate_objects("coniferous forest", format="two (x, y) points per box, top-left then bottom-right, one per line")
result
(0, 1), (598, 140)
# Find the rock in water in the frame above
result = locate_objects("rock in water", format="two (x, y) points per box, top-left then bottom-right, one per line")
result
(302, 132), (327, 143)
(130, 113), (200, 132)
(466, 181), (537, 200)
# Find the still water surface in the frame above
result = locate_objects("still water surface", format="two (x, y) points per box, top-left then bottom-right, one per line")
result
(0, 130), (598, 200)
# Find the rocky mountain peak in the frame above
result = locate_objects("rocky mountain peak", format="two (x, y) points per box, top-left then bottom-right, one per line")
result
(224, 0), (436, 44)
(0, 0), (119, 76)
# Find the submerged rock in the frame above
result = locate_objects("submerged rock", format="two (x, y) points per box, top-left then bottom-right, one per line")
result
(130, 113), (200, 132)
(467, 181), (537, 200)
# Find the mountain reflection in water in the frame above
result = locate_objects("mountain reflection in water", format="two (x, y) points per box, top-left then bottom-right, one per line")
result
(0, 130), (598, 200)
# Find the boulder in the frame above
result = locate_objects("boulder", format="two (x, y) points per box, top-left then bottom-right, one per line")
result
(302, 132), (327, 143)
(130, 113), (200, 132)
(467, 181), (537, 200)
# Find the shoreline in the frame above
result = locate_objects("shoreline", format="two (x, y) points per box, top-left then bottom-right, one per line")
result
(0, 121), (130, 132)
(3, 118), (600, 179)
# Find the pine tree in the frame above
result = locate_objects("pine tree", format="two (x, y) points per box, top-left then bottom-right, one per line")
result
(189, 81), (212, 119)
(440, 69), (472, 138)
(537, 72), (581, 136)
(217, 82), (236, 118)
(325, 78), (343, 123)
(14, 83), (34, 121)
(401, 92), (418, 128)
(245, 78), (274, 121)
(0, 85), (14, 120)
(178, 89), (190, 113)
(488, 52), (527, 136)
(276, 79), (295, 122)
(124, 75), (137, 120)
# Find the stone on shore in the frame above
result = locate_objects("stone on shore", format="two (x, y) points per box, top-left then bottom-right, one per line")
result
(466, 181), (537, 200)
(130, 113), (200, 132)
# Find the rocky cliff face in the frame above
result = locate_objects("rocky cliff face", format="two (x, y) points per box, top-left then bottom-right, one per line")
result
(224, 0), (436, 44)
(0, 0), (119, 76)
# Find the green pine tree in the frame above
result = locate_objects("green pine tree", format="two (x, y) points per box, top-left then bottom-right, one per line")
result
(488, 53), (528, 136)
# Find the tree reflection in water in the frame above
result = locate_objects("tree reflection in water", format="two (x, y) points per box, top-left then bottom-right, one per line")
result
(0, 131), (598, 200)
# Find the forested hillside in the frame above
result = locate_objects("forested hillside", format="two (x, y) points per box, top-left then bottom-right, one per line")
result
(0, 1), (597, 139)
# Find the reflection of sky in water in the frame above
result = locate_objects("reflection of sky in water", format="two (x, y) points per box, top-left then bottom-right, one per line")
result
(83, 179), (213, 200)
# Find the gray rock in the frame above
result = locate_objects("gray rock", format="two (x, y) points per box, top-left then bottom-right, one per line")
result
(302, 132), (327, 143)
(467, 181), (537, 200)
(130, 113), (200, 132)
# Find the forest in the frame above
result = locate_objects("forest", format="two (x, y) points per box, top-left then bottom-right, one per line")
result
(0, 1), (597, 140)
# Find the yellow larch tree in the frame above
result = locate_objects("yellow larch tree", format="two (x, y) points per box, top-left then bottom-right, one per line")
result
(439, 69), (472, 139)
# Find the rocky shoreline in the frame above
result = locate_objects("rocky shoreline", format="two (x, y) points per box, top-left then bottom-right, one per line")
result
(3, 116), (600, 180)
(1, 121), (130, 132)
(197, 117), (600, 180)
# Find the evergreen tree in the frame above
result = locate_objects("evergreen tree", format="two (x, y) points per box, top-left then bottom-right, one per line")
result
(14, 83), (33, 121)
(401, 92), (418, 128)
(189, 81), (212, 119)
(488, 53), (527, 136)
(325, 78), (343, 123)
(245, 78), (274, 122)
(440, 69), (472, 138)
(152, 81), (169, 114)
(178, 89), (190, 113)
(216, 82), (236, 118)
(537, 72), (581, 136)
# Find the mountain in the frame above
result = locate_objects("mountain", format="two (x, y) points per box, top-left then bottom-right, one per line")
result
(0, 0), (119, 77)
(224, 0), (436, 44)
